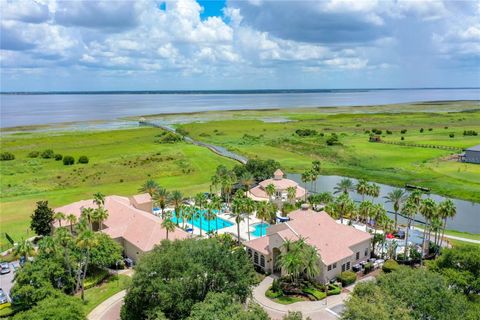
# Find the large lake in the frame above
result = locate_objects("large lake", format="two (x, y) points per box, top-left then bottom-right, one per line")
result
(289, 174), (480, 234)
(1, 88), (479, 128)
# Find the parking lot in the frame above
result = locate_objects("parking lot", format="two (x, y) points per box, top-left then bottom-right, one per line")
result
(0, 262), (19, 302)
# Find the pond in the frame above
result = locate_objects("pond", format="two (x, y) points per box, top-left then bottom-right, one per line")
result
(288, 174), (480, 234)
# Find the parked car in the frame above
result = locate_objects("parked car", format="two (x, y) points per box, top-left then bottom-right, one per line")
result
(352, 264), (362, 272)
(0, 262), (10, 274)
(124, 257), (134, 268)
(0, 289), (8, 304)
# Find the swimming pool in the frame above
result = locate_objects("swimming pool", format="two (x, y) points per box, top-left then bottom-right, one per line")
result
(250, 223), (269, 237)
(171, 210), (233, 233)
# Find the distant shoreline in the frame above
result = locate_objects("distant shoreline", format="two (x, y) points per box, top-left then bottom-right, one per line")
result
(1, 87), (479, 95)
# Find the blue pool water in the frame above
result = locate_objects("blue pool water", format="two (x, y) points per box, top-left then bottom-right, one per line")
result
(251, 223), (269, 237)
(171, 210), (233, 232)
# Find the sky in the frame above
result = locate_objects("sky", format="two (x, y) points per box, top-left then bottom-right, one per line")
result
(0, 0), (479, 91)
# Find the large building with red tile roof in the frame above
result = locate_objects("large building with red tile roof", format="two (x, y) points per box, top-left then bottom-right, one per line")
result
(244, 206), (372, 283)
(247, 169), (306, 203)
(54, 195), (189, 261)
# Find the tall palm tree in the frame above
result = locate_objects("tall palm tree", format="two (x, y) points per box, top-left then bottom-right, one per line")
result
(170, 190), (183, 226)
(183, 205), (194, 233)
(333, 193), (355, 224)
(419, 198), (437, 259)
(301, 170), (310, 201)
(139, 179), (160, 197)
(76, 230), (98, 301)
(286, 186), (297, 205)
(93, 207), (109, 230)
(358, 200), (374, 224)
(437, 199), (456, 250)
(318, 192), (333, 205)
(243, 197), (256, 241)
(265, 183), (276, 202)
(153, 188), (170, 218)
(161, 215), (176, 240)
(256, 201), (269, 235)
(221, 172), (237, 207)
(384, 188), (406, 230)
(81, 207), (95, 230)
(311, 161), (321, 191)
(38, 236), (57, 256)
(239, 172), (255, 193)
(195, 193), (207, 237)
(66, 214), (77, 234)
(356, 179), (369, 201)
(367, 183), (380, 201)
(401, 199), (418, 260)
(303, 244), (321, 280)
(53, 211), (66, 228)
(13, 239), (34, 266)
(210, 194), (222, 233)
(204, 202), (217, 236)
(54, 227), (73, 277)
(334, 178), (354, 195)
(230, 194), (246, 244)
(93, 192), (105, 208)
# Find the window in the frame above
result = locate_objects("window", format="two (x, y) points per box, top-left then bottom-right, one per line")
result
(356, 252), (360, 260)
(364, 248), (368, 257)
(328, 265), (332, 271)
(254, 252), (259, 264)
(333, 263), (337, 269)
(341, 264), (346, 272)
(346, 262), (350, 270)
(248, 249), (252, 258)
(260, 255), (265, 268)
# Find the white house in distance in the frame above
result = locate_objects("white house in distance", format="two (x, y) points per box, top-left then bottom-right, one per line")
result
(247, 169), (306, 203)
(243, 206), (373, 284)
(54, 195), (189, 261)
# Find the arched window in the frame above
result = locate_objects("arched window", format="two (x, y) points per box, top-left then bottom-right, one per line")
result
(254, 252), (259, 264)
(260, 255), (265, 267)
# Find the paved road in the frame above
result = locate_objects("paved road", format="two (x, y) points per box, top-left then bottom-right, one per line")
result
(0, 262), (18, 301)
(88, 290), (126, 320)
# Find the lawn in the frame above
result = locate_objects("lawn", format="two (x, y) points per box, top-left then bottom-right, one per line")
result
(176, 107), (480, 202)
(0, 127), (235, 250)
(81, 274), (132, 314)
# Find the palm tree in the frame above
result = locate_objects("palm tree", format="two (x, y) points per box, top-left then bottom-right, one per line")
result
(93, 207), (109, 230)
(333, 193), (355, 224)
(401, 199), (417, 260)
(183, 205), (194, 233)
(256, 201), (269, 235)
(66, 214), (77, 234)
(153, 187), (170, 218)
(367, 183), (380, 201)
(358, 200), (374, 224)
(243, 197), (256, 241)
(204, 202), (217, 236)
(210, 194), (222, 233)
(221, 172), (237, 206)
(81, 207), (95, 230)
(384, 188), (406, 230)
(301, 170), (310, 201)
(139, 179), (160, 197)
(437, 199), (456, 250)
(303, 244), (321, 280)
(230, 194), (246, 244)
(239, 172), (255, 193)
(170, 190), (183, 226)
(318, 192), (333, 205)
(76, 230), (98, 301)
(38, 236), (57, 256)
(286, 186), (297, 205)
(334, 178), (354, 195)
(356, 179), (369, 201)
(54, 227), (73, 277)
(161, 215), (176, 240)
(419, 198), (437, 259)
(53, 211), (66, 228)
(93, 192), (105, 208)
(265, 183), (276, 202)
(13, 239), (34, 266)
(195, 193), (207, 236)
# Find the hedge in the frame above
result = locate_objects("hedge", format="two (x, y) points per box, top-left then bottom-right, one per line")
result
(54, 154), (63, 161)
(0, 152), (15, 161)
(84, 269), (110, 290)
(303, 288), (326, 300)
(338, 271), (357, 286)
(41, 149), (55, 159)
(382, 259), (399, 273)
(78, 155), (89, 164)
(327, 284), (341, 296)
(28, 151), (40, 158)
(265, 288), (283, 299)
(63, 155), (75, 165)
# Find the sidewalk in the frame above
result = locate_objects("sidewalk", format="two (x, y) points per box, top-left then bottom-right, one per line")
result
(252, 276), (347, 319)
(412, 227), (480, 244)
(88, 290), (126, 320)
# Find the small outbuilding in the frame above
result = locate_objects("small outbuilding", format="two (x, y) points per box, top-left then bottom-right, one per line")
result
(463, 145), (480, 164)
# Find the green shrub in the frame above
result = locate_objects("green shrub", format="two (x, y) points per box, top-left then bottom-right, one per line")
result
(386, 130), (392, 134)
(420, 128), (424, 133)
(155, 131), (182, 143)
(28, 151), (40, 158)
(327, 284), (341, 296)
(295, 129), (317, 136)
(338, 271), (357, 286)
(326, 133), (340, 146)
(63, 155), (75, 165)
(400, 129), (407, 134)
(78, 155), (89, 164)
(271, 279), (281, 293)
(41, 149), (54, 159)
(266, 288), (283, 299)
(84, 269), (110, 289)
(463, 130), (478, 136)
(54, 154), (63, 161)
(364, 262), (374, 274)
(303, 288), (326, 300)
(428, 128), (433, 131)
(0, 152), (15, 161)
(176, 127), (189, 136)
(401, 136), (405, 140)
(382, 259), (399, 273)
(449, 133), (454, 138)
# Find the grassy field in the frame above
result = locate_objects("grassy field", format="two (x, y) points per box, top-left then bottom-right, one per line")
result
(0, 127), (235, 250)
(175, 104), (480, 202)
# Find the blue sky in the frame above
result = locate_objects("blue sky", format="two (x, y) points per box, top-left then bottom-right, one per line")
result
(1, 0), (479, 91)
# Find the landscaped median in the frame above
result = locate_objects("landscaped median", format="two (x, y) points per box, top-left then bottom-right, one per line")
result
(265, 278), (342, 305)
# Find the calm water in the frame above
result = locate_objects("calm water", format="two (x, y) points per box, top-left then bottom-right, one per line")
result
(1, 88), (479, 128)
(289, 174), (480, 234)
(170, 210), (233, 232)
